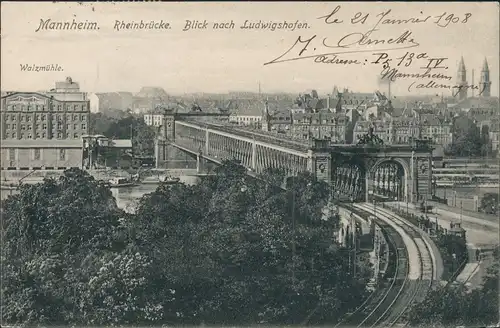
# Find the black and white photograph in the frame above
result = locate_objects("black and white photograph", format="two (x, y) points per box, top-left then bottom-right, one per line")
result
(1, 2), (499, 327)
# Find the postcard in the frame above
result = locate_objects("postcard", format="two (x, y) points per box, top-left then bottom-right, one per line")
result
(1, 2), (498, 328)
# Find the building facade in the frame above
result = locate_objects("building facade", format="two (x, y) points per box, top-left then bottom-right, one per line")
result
(290, 112), (350, 142)
(0, 77), (90, 170)
(1, 139), (83, 170)
(228, 114), (262, 126)
(144, 114), (164, 127)
(1, 92), (90, 140)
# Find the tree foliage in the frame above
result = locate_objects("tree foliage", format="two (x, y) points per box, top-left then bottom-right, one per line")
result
(406, 246), (499, 327)
(479, 192), (499, 215)
(2, 163), (370, 326)
(90, 112), (156, 156)
(446, 116), (484, 157)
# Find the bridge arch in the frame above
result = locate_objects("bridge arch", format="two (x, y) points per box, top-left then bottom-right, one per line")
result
(368, 158), (410, 202)
(332, 157), (366, 202)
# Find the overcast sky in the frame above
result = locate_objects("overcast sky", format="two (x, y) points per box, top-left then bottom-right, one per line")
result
(1, 2), (498, 97)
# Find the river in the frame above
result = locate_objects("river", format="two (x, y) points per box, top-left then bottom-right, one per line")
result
(110, 175), (200, 213)
(0, 175), (201, 213)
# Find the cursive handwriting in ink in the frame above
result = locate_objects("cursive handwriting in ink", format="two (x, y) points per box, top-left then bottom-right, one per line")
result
(317, 5), (344, 24)
(407, 81), (485, 96)
(265, 14), (420, 65)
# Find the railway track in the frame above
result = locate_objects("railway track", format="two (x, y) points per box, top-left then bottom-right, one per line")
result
(355, 203), (435, 327)
(334, 204), (409, 328)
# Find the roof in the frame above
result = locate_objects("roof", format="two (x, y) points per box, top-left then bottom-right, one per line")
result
(1, 91), (52, 101)
(0, 139), (82, 148)
(452, 96), (499, 110)
(110, 139), (132, 148)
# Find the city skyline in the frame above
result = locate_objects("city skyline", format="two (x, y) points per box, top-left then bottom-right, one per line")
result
(1, 2), (499, 97)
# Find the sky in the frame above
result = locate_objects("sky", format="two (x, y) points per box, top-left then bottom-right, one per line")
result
(1, 2), (499, 97)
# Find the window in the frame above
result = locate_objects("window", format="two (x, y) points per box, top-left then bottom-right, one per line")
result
(57, 105), (62, 111)
(11, 133), (15, 138)
(21, 125), (26, 131)
(27, 134), (32, 139)
(58, 132), (62, 139)
(27, 116), (31, 122)
(28, 125), (32, 130)
(59, 149), (65, 160)
(41, 115), (46, 121)
(11, 115), (15, 120)
(42, 133), (46, 138)
(9, 149), (15, 161)
(73, 115), (78, 120)
(34, 149), (41, 160)
(81, 123), (86, 130)
(6, 124), (10, 129)
(12, 124), (16, 129)
(20, 115), (24, 122)
(42, 124), (47, 129)
(73, 133), (78, 138)
(67, 114), (71, 120)
(73, 124), (77, 129)
(74, 104), (78, 110)
(36, 133), (40, 139)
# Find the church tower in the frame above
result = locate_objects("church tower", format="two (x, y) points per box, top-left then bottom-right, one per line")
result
(456, 57), (468, 101)
(479, 58), (491, 97)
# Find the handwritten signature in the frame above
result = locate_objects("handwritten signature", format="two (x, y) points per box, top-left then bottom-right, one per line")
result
(264, 9), (420, 66)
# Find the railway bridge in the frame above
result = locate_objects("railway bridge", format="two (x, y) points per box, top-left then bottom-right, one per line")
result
(155, 109), (433, 204)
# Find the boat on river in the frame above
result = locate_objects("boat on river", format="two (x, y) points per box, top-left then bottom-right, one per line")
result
(108, 177), (137, 188)
(139, 176), (180, 185)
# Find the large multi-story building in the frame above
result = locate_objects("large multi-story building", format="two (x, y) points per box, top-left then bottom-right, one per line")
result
(0, 77), (90, 169)
(353, 114), (453, 147)
(290, 112), (350, 142)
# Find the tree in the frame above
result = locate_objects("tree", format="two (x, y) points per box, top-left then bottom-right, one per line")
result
(103, 116), (155, 156)
(406, 246), (499, 327)
(2, 163), (372, 326)
(446, 116), (483, 157)
(479, 193), (499, 215)
(1, 169), (163, 326)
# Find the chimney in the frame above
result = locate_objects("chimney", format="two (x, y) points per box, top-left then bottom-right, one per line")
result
(327, 94), (330, 109)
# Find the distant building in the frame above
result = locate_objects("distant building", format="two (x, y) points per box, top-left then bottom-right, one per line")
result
(1, 78), (90, 141)
(82, 135), (133, 169)
(1, 139), (83, 170)
(144, 114), (164, 127)
(479, 58), (491, 97)
(0, 77), (90, 170)
(290, 112), (350, 142)
(89, 92), (134, 113)
(353, 114), (453, 147)
(489, 120), (499, 155)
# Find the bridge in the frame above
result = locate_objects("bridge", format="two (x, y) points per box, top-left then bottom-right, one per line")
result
(154, 110), (434, 204)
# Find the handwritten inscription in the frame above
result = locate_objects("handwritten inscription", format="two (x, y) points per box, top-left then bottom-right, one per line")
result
(265, 9), (422, 66)
(262, 5), (474, 94)
(408, 81), (487, 97)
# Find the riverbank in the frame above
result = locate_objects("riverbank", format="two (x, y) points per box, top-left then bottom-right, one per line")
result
(1, 168), (200, 184)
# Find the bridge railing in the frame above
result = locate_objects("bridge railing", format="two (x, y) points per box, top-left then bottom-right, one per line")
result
(177, 120), (310, 152)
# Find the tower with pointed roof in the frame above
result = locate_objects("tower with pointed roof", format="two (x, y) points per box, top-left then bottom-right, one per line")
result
(479, 58), (491, 97)
(456, 57), (468, 101)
